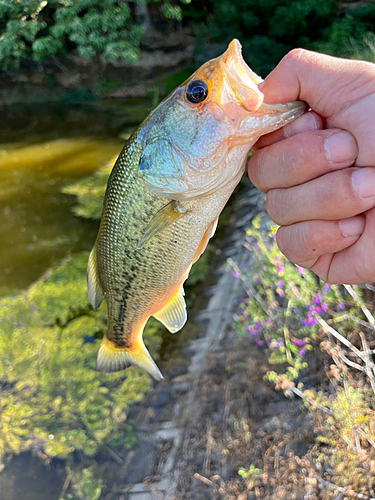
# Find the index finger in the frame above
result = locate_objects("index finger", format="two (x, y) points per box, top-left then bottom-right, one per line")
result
(252, 110), (323, 152)
(259, 49), (375, 118)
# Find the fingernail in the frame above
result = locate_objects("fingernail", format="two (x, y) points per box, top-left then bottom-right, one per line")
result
(284, 112), (317, 138)
(352, 168), (375, 198)
(324, 131), (357, 164)
(338, 216), (365, 237)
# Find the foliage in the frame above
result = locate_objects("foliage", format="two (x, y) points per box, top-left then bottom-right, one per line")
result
(315, 3), (375, 61)
(185, 0), (375, 75)
(0, 0), (190, 70)
(231, 214), (375, 496)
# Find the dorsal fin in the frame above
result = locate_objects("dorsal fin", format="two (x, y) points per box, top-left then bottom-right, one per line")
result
(153, 288), (187, 334)
(87, 245), (104, 310)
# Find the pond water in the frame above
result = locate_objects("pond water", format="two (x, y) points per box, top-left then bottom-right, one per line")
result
(0, 99), (152, 297)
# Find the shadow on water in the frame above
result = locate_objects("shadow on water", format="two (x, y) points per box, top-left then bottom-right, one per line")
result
(0, 99), (152, 297)
(0, 454), (65, 500)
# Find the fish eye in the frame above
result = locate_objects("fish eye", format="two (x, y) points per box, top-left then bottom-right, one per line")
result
(186, 80), (208, 104)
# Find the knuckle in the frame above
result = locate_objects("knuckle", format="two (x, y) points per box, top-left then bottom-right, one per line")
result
(266, 190), (283, 224)
(283, 48), (308, 67)
(248, 150), (268, 192)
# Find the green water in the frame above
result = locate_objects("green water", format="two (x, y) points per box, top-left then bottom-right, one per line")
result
(0, 100), (151, 297)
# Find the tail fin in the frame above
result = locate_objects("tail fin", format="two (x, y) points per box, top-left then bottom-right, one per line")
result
(96, 336), (163, 381)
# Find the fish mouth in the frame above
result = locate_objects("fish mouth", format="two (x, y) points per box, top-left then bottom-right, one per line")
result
(220, 39), (264, 112)
(219, 39), (308, 126)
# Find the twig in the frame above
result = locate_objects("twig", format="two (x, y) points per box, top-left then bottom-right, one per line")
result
(356, 427), (375, 448)
(344, 285), (375, 329)
(359, 331), (375, 393)
(316, 475), (375, 499)
(286, 384), (334, 415)
(58, 467), (73, 500)
(105, 445), (123, 464)
(194, 473), (217, 488)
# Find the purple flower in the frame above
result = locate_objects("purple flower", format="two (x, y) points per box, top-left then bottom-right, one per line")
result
(277, 263), (284, 274)
(302, 318), (318, 327)
(255, 339), (263, 346)
(338, 303), (345, 311)
(313, 295), (321, 306)
(231, 271), (240, 279)
(291, 338), (306, 347)
(323, 283), (331, 294)
(246, 325), (257, 336)
(255, 321), (262, 330)
(296, 266), (305, 275)
(272, 234), (276, 240)
(277, 289), (285, 297)
(241, 264), (247, 270)
(265, 318), (271, 324)
(277, 280), (284, 288)
(321, 304), (328, 312)
(299, 349), (306, 356)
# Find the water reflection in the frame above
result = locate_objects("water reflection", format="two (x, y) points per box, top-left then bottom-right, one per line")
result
(0, 100), (151, 296)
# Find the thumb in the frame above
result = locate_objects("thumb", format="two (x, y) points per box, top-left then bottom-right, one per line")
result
(259, 49), (375, 119)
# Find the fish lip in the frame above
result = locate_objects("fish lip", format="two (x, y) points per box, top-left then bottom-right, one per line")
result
(257, 101), (309, 115)
(220, 39), (264, 113)
(224, 39), (263, 87)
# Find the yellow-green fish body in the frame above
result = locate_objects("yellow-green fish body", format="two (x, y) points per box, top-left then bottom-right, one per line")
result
(88, 39), (307, 380)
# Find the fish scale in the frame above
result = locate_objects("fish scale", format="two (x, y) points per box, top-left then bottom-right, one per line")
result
(87, 39), (307, 380)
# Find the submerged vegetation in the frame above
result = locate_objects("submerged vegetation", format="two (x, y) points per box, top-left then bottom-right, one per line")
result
(230, 215), (375, 497)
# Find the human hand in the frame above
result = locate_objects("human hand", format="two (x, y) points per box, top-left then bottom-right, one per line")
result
(248, 49), (375, 284)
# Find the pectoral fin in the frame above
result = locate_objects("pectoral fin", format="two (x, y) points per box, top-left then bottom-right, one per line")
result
(137, 201), (188, 249)
(87, 246), (104, 310)
(153, 288), (187, 334)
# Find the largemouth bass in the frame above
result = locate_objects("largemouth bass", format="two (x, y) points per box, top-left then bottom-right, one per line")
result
(88, 39), (307, 380)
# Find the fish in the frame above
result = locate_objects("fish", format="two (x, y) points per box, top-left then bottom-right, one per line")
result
(87, 39), (307, 380)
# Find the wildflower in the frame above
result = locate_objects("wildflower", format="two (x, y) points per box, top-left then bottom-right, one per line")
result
(312, 294), (321, 306)
(246, 325), (257, 336)
(321, 304), (328, 312)
(255, 321), (262, 330)
(323, 283), (331, 294)
(240, 263), (247, 270)
(291, 338), (306, 347)
(265, 318), (271, 324)
(338, 303), (345, 311)
(302, 318), (317, 327)
(277, 280), (284, 288)
(231, 271), (240, 279)
(277, 263), (284, 274)
(299, 348), (306, 356)
(296, 266), (305, 275)
(255, 339), (263, 346)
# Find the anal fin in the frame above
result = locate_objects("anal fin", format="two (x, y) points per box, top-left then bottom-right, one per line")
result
(96, 336), (163, 381)
(87, 245), (104, 310)
(153, 288), (187, 334)
(138, 200), (188, 249)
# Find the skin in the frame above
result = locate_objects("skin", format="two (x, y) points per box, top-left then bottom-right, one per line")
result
(248, 49), (375, 284)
